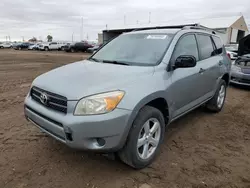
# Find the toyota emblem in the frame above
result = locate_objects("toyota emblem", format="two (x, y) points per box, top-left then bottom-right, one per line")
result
(40, 93), (48, 105)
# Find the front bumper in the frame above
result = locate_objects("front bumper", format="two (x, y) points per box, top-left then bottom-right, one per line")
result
(230, 71), (250, 86)
(24, 95), (132, 151)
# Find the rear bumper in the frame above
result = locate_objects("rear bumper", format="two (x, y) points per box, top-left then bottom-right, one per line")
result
(24, 95), (132, 151)
(230, 72), (250, 86)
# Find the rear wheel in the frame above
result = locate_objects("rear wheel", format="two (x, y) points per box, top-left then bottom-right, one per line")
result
(61, 47), (65, 51)
(70, 48), (75, 53)
(44, 47), (49, 51)
(118, 106), (165, 169)
(206, 80), (227, 112)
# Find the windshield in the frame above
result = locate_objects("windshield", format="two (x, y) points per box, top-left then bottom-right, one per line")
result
(92, 33), (174, 66)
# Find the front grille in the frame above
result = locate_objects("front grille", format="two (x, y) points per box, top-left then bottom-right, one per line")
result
(30, 86), (67, 114)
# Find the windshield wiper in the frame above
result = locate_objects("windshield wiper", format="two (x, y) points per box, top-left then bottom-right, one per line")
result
(88, 57), (101, 62)
(102, 60), (130, 66)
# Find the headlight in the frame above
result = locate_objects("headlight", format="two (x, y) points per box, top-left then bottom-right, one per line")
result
(74, 91), (125, 115)
(231, 65), (241, 72)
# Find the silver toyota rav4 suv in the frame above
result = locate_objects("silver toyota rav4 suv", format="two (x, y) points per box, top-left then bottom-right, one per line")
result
(24, 26), (231, 169)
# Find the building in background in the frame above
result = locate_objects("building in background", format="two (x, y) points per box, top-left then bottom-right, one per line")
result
(100, 15), (249, 45)
(197, 16), (248, 44)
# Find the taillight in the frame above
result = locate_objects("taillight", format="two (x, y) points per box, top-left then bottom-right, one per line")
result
(227, 53), (231, 59)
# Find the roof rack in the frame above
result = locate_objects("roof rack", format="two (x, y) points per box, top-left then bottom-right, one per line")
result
(131, 24), (216, 34)
(132, 24), (199, 32)
(182, 25), (216, 34)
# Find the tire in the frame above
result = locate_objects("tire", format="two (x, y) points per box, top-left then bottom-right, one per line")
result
(19, 47), (21, 50)
(206, 80), (227, 112)
(44, 47), (49, 51)
(61, 47), (65, 51)
(118, 106), (165, 169)
(70, 48), (75, 53)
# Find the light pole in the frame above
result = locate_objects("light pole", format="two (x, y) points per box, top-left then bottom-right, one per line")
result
(80, 17), (83, 41)
(149, 12), (151, 24)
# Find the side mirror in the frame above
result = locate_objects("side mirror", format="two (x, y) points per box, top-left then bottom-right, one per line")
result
(174, 55), (196, 69)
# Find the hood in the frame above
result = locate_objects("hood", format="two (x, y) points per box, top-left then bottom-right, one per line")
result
(238, 34), (250, 56)
(32, 60), (154, 100)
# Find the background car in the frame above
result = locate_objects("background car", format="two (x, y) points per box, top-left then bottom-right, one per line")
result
(0, 42), (12, 48)
(65, 41), (94, 52)
(61, 42), (72, 51)
(86, 44), (102, 53)
(14, 42), (31, 50)
(38, 42), (68, 51)
(225, 44), (238, 60)
(230, 54), (250, 86)
(28, 43), (40, 50)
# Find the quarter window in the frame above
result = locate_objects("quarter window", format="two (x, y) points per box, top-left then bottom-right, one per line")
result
(172, 34), (199, 62)
(212, 36), (223, 54)
(197, 35), (214, 60)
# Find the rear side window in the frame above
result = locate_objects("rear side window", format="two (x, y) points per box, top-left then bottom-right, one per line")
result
(197, 35), (214, 60)
(212, 36), (223, 54)
(172, 34), (199, 62)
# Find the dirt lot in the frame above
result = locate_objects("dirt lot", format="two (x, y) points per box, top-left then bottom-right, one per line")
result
(0, 49), (250, 188)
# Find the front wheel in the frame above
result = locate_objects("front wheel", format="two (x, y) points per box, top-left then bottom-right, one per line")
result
(118, 106), (165, 169)
(206, 80), (227, 112)
(44, 47), (49, 51)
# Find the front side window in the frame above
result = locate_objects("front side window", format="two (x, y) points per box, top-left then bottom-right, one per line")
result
(92, 33), (174, 66)
(171, 34), (199, 62)
(197, 35), (214, 60)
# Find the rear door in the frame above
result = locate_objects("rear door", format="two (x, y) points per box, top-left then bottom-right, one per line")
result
(169, 34), (206, 117)
(196, 34), (221, 95)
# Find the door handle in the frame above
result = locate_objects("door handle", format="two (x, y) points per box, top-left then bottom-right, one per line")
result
(218, 61), (223, 66)
(199, 68), (206, 73)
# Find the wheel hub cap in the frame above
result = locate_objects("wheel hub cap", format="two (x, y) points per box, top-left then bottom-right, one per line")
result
(217, 85), (225, 108)
(137, 118), (161, 160)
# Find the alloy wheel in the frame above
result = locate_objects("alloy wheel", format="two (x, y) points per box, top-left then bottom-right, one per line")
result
(137, 118), (161, 160)
(217, 85), (225, 108)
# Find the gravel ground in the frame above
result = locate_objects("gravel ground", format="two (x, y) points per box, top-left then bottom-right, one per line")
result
(0, 49), (250, 188)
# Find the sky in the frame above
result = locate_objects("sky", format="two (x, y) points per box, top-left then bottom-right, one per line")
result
(0, 0), (250, 42)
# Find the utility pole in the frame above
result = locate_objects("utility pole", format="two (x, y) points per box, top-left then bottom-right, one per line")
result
(72, 33), (74, 42)
(124, 15), (126, 25)
(105, 24), (108, 30)
(149, 12), (151, 24)
(80, 17), (83, 41)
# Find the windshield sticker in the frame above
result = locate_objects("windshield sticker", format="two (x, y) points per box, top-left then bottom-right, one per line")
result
(146, 35), (167, 39)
